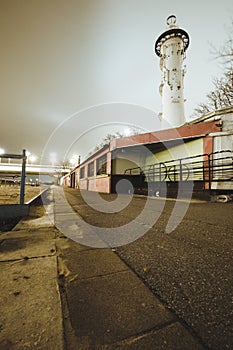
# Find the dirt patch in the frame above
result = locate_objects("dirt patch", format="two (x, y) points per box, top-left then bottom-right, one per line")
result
(0, 185), (41, 205)
(0, 219), (20, 233)
(0, 186), (48, 232)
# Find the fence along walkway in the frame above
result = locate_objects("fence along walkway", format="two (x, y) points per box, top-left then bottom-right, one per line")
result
(124, 150), (233, 191)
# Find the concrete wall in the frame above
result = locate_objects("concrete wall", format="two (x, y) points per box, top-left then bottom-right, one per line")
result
(64, 147), (112, 192)
(63, 174), (70, 186)
(112, 148), (144, 175)
(212, 135), (233, 189)
(221, 112), (233, 132)
(79, 175), (110, 193)
(145, 138), (204, 166)
(0, 204), (29, 220)
(212, 112), (233, 154)
(112, 158), (138, 174)
(79, 178), (88, 190)
(213, 134), (233, 153)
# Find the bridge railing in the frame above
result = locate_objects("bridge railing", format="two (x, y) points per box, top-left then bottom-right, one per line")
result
(0, 162), (70, 173)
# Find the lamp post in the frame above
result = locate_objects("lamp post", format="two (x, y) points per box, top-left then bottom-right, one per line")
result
(0, 148), (4, 164)
(20, 149), (26, 205)
(28, 154), (37, 165)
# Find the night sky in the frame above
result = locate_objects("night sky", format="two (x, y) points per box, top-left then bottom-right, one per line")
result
(0, 0), (232, 164)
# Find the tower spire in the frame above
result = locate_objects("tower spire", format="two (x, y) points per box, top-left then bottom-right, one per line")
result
(155, 15), (189, 127)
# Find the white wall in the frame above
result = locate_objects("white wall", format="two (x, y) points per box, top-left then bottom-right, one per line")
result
(145, 138), (204, 166)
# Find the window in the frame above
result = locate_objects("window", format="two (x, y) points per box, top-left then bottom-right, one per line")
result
(96, 154), (107, 175)
(80, 167), (85, 178)
(88, 161), (94, 177)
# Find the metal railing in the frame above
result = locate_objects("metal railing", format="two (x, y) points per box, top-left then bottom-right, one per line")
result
(124, 150), (233, 189)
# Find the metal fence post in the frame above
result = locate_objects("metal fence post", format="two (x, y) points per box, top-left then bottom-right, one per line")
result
(20, 149), (26, 205)
(208, 153), (212, 195)
(179, 159), (183, 182)
(159, 163), (162, 182)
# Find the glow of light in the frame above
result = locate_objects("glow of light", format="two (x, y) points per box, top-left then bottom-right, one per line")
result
(0, 148), (5, 155)
(69, 154), (79, 166)
(29, 154), (37, 163)
(69, 158), (77, 165)
(124, 128), (131, 137)
(50, 152), (57, 165)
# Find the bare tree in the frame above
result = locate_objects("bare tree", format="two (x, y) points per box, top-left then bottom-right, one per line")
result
(194, 19), (233, 116)
(86, 128), (144, 159)
(102, 132), (124, 144)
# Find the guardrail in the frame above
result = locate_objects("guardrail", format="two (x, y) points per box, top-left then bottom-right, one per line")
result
(124, 150), (233, 192)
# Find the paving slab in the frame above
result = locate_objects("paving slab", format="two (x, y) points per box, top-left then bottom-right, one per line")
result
(65, 268), (175, 347)
(13, 214), (54, 230)
(0, 257), (63, 350)
(104, 322), (205, 350)
(54, 216), (107, 248)
(0, 229), (56, 261)
(57, 241), (128, 281)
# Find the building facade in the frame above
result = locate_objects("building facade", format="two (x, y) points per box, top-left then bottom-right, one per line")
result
(63, 13), (232, 197)
(63, 106), (233, 196)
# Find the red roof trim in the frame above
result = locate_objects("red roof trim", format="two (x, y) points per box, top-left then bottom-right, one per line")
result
(110, 121), (220, 150)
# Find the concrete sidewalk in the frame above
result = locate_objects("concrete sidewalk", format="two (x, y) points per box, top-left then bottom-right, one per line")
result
(0, 193), (206, 349)
(56, 236), (205, 350)
(0, 226), (64, 349)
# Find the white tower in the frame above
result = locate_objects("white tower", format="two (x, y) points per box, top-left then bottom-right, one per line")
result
(155, 15), (189, 127)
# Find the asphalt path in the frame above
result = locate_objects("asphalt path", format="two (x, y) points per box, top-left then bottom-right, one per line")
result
(62, 187), (233, 350)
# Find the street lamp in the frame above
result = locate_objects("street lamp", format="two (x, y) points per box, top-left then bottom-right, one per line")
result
(124, 128), (131, 137)
(0, 148), (5, 163)
(28, 154), (37, 164)
(69, 154), (79, 168)
(25, 151), (37, 165)
(50, 152), (57, 166)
